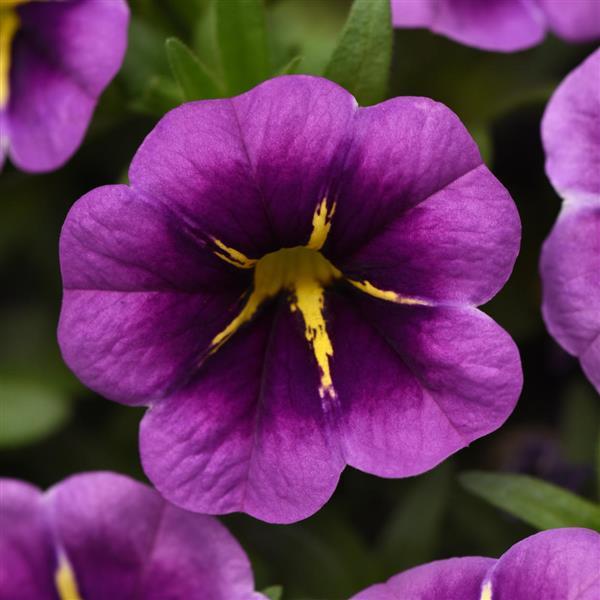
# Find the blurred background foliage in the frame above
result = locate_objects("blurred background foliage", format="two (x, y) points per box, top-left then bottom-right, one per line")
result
(1, 1), (599, 598)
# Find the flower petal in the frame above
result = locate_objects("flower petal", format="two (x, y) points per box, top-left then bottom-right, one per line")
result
(129, 76), (356, 257)
(0, 114), (8, 171)
(58, 185), (248, 405)
(19, 0), (129, 95)
(140, 304), (344, 524)
(59, 185), (246, 293)
(541, 204), (600, 392)
(327, 97), (519, 306)
(7, 0), (128, 172)
(47, 472), (259, 600)
(0, 479), (56, 600)
(351, 557), (495, 600)
(391, 0), (545, 51)
(538, 0), (600, 42)
(541, 49), (600, 199)
(486, 528), (600, 600)
(329, 294), (522, 477)
(6, 39), (94, 172)
(329, 97), (481, 257)
(337, 163), (520, 305)
(390, 0), (436, 28)
(230, 75), (357, 246)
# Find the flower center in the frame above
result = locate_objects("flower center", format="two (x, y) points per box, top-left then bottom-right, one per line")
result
(0, 0), (27, 108)
(209, 198), (430, 404)
(211, 244), (341, 402)
(55, 556), (84, 600)
(209, 198), (340, 402)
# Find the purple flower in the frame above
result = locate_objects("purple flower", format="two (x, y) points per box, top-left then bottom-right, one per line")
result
(0, 472), (263, 600)
(58, 75), (522, 523)
(351, 528), (600, 599)
(0, 0), (129, 173)
(391, 0), (600, 51)
(540, 49), (600, 393)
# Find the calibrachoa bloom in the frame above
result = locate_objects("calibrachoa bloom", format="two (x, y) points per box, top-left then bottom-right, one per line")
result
(58, 75), (522, 523)
(391, 0), (600, 52)
(351, 527), (600, 600)
(0, 0), (129, 173)
(540, 49), (600, 393)
(0, 472), (263, 600)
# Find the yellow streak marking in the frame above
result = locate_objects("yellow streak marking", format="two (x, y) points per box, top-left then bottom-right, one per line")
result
(480, 581), (492, 600)
(290, 276), (336, 400)
(307, 197), (336, 251)
(208, 200), (341, 400)
(209, 246), (340, 400)
(212, 238), (257, 269)
(209, 288), (266, 354)
(348, 279), (431, 306)
(55, 557), (83, 600)
(0, 1), (24, 108)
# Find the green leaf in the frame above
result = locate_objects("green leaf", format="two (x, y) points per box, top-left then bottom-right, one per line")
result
(377, 463), (452, 571)
(460, 471), (600, 532)
(469, 123), (493, 166)
(560, 379), (600, 464)
(324, 0), (392, 105)
(216, 0), (270, 94)
(131, 75), (182, 117)
(166, 37), (223, 101)
(596, 432), (600, 501)
(119, 18), (171, 97)
(0, 380), (72, 448)
(261, 585), (283, 600)
(276, 55), (303, 76)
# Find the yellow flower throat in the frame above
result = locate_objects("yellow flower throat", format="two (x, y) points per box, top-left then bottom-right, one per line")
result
(211, 199), (340, 402)
(210, 198), (429, 404)
(0, 0), (28, 108)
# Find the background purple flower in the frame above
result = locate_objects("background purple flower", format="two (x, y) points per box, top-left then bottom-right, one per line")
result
(391, 0), (600, 51)
(0, 0), (129, 173)
(351, 527), (600, 599)
(540, 49), (600, 393)
(58, 75), (522, 524)
(0, 472), (263, 600)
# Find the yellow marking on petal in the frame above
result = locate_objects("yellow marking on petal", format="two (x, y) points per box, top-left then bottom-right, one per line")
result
(208, 246), (340, 400)
(212, 238), (257, 269)
(209, 199), (340, 396)
(307, 197), (336, 251)
(290, 276), (336, 401)
(348, 279), (431, 306)
(480, 581), (492, 600)
(0, 1), (25, 108)
(209, 288), (265, 354)
(55, 556), (83, 600)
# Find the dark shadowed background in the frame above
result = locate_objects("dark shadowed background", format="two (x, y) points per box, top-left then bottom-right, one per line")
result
(1, 1), (598, 598)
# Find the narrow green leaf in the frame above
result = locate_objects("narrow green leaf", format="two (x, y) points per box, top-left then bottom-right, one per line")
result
(276, 55), (303, 76)
(324, 0), (392, 105)
(120, 18), (170, 96)
(469, 122), (493, 166)
(261, 586), (283, 600)
(460, 471), (600, 532)
(377, 463), (451, 571)
(216, 0), (270, 94)
(0, 380), (72, 448)
(596, 431), (600, 501)
(560, 379), (600, 464)
(131, 75), (182, 117)
(166, 37), (223, 101)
